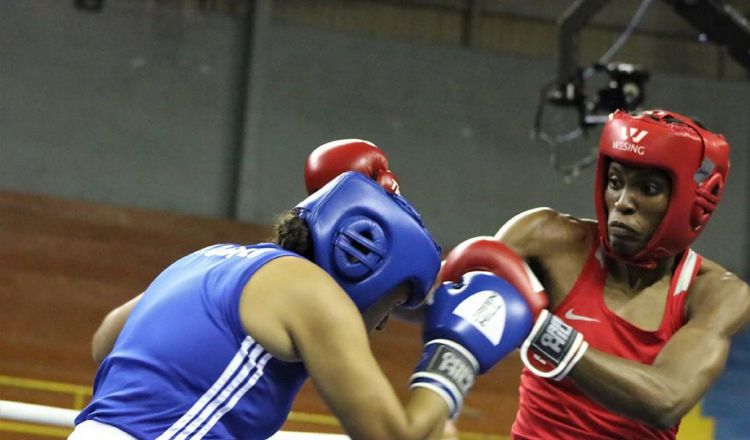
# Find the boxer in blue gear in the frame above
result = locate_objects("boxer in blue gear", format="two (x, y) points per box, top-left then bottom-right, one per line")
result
(71, 141), (534, 440)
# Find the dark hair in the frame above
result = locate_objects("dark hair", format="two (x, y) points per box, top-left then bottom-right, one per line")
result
(272, 209), (314, 260)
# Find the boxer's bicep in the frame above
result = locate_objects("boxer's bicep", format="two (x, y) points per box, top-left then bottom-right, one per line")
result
(287, 278), (409, 438)
(656, 270), (750, 404)
(307, 327), (406, 438)
(651, 325), (730, 417)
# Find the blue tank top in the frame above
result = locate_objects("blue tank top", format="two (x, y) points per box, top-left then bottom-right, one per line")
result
(76, 244), (309, 440)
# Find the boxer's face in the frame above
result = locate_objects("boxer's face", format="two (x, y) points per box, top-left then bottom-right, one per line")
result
(362, 283), (410, 333)
(604, 161), (671, 257)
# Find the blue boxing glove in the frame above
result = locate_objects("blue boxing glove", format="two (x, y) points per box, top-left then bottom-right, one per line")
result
(409, 271), (534, 418)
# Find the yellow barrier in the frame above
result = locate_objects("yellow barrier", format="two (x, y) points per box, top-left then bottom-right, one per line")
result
(0, 375), (92, 410)
(676, 403), (715, 440)
(0, 420), (73, 438)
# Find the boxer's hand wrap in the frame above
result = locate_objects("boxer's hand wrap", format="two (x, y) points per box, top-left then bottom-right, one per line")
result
(410, 272), (534, 418)
(304, 139), (400, 194)
(520, 309), (588, 381)
(409, 339), (478, 419)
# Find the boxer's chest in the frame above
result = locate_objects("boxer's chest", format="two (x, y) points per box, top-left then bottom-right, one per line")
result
(601, 277), (672, 331)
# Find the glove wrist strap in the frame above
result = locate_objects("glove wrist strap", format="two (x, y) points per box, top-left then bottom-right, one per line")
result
(520, 310), (588, 381)
(409, 339), (478, 418)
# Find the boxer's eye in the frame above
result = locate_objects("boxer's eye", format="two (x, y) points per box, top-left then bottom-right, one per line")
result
(608, 175), (623, 190)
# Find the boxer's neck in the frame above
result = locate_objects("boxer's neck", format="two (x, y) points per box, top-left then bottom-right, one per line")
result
(606, 254), (676, 292)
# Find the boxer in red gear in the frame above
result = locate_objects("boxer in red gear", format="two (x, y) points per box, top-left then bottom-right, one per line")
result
(489, 110), (750, 439)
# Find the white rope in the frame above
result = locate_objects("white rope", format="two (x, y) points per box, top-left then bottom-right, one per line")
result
(270, 433), (349, 440)
(0, 400), (78, 427)
(0, 400), (350, 439)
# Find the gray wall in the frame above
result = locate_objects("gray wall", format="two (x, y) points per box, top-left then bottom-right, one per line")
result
(0, 1), (244, 215)
(1, 1), (748, 276)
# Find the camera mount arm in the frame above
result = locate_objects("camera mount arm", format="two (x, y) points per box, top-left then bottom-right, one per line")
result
(666, 0), (750, 69)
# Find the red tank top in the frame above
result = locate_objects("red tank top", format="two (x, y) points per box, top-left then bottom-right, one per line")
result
(511, 238), (702, 440)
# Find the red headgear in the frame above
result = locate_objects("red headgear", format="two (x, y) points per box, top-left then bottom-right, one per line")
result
(594, 109), (730, 267)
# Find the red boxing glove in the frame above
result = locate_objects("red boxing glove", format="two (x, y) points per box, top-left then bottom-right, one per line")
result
(304, 139), (400, 194)
(441, 237), (548, 319)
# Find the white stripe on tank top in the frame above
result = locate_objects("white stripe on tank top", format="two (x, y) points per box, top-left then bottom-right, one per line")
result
(156, 336), (272, 440)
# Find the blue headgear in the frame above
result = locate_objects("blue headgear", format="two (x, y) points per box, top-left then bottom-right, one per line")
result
(295, 172), (442, 311)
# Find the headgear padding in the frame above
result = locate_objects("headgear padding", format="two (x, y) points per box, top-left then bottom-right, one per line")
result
(296, 172), (442, 311)
(595, 109), (730, 267)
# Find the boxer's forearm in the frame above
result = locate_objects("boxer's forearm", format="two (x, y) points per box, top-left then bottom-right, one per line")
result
(567, 265), (750, 429)
(570, 296), (745, 430)
(569, 349), (677, 427)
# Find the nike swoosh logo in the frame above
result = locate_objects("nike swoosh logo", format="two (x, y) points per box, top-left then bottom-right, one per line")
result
(564, 309), (600, 323)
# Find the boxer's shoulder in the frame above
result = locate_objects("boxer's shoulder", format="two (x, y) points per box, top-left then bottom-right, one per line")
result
(689, 258), (750, 315)
(690, 257), (747, 300)
(496, 207), (594, 259)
